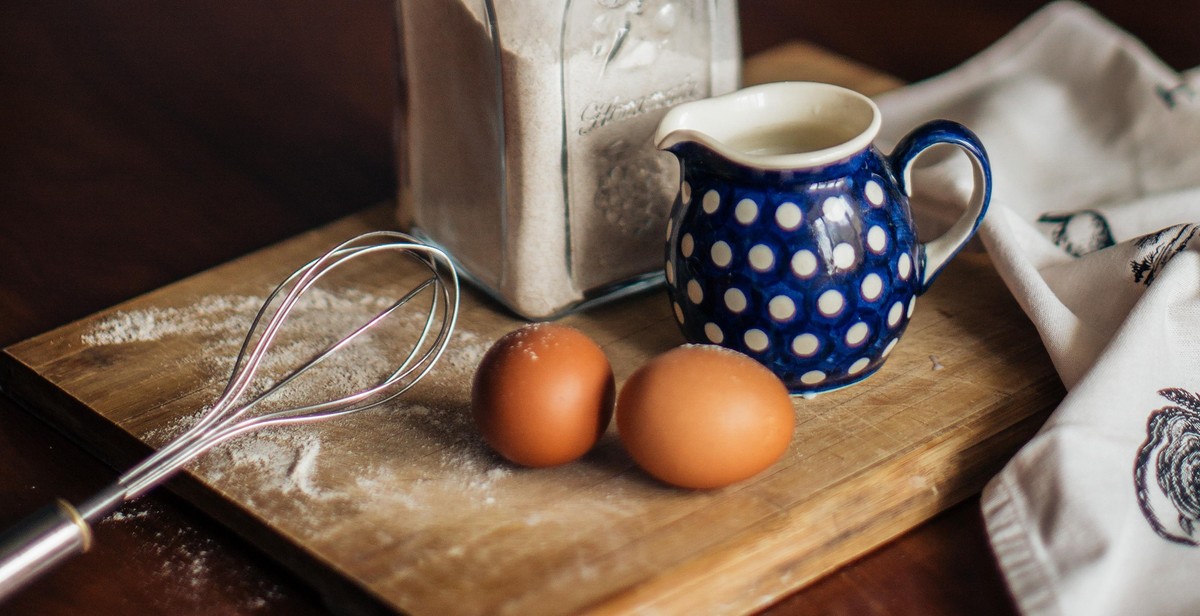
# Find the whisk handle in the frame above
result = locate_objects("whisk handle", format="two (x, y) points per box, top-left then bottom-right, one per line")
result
(0, 499), (93, 602)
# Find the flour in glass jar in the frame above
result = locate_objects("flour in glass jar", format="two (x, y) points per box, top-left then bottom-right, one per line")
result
(396, 0), (740, 318)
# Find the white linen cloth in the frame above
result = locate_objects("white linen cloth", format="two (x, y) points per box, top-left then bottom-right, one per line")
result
(872, 2), (1200, 614)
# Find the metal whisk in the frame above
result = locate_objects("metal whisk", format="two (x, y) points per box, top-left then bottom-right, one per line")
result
(0, 230), (460, 600)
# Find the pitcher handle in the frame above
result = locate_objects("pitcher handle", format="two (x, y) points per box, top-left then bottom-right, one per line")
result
(888, 119), (991, 293)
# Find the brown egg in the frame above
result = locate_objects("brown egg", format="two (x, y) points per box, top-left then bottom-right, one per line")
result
(472, 323), (615, 467)
(616, 344), (795, 489)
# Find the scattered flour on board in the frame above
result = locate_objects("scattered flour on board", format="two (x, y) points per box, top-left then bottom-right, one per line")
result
(84, 287), (494, 490)
(81, 290), (595, 502)
(100, 499), (286, 611)
(82, 287), (648, 586)
(81, 295), (262, 346)
(193, 426), (327, 500)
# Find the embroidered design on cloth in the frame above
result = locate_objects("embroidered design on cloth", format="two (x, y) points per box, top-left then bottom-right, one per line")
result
(1134, 388), (1200, 546)
(1036, 210), (1114, 257)
(1131, 223), (1198, 285)
(1155, 81), (1196, 110)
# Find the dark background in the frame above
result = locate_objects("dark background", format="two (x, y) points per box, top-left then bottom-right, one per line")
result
(2, 1), (1198, 613)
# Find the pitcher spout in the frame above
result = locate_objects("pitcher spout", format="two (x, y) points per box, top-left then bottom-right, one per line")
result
(654, 105), (727, 158)
(654, 81), (881, 171)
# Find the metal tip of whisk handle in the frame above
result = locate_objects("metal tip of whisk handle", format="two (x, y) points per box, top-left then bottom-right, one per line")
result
(0, 499), (92, 602)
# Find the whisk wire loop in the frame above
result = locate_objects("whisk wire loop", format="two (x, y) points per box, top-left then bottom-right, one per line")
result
(120, 231), (459, 505)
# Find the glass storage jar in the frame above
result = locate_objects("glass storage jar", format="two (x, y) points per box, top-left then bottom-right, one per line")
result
(394, 0), (740, 318)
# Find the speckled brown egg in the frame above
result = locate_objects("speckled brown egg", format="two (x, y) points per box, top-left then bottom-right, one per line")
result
(616, 344), (795, 489)
(472, 323), (615, 467)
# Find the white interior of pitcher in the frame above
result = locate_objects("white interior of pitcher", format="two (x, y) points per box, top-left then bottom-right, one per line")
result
(655, 81), (881, 170)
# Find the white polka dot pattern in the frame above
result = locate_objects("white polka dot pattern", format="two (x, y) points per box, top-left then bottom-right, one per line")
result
(898, 252), (912, 280)
(791, 333), (819, 357)
(861, 273), (883, 301)
(822, 196), (849, 221)
(832, 242), (856, 270)
(845, 322), (869, 346)
(681, 233), (694, 258)
(775, 202), (803, 230)
(735, 198), (759, 225)
(791, 250), (817, 278)
(748, 244), (774, 272)
(665, 165), (927, 395)
(711, 241), (732, 267)
(867, 226), (887, 253)
(865, 179), (884, 206)
(768, 295), (796, 321)
(801, 370), (826, 385)
(817, 290), (844, 317)
(744, 329), (769, 352)
(792, 333), (820, 357)
(724, 288), (747, 313)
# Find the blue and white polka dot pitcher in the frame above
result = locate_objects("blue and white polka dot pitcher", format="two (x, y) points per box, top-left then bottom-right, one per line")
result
(655, 81), (991, 394)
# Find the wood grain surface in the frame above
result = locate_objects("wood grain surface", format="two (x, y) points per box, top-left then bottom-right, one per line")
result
(2, 42), (1062, 615)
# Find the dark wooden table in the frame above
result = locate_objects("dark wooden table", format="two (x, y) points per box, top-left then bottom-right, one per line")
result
(2, 2), (1197, 614)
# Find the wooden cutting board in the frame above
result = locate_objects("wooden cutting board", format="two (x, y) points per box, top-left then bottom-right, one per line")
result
(0, 43), (1063, 615)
